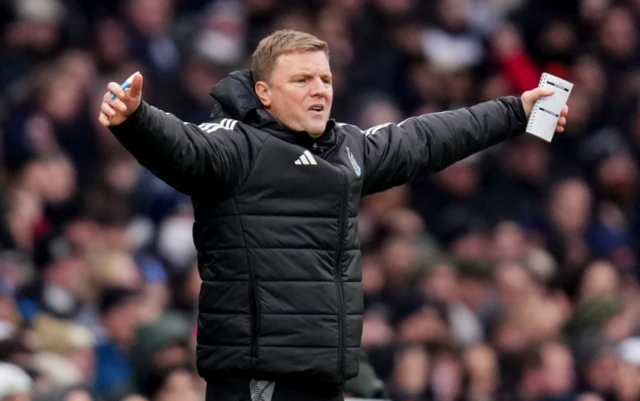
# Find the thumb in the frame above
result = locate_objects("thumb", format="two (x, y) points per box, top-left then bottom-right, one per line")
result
(522, 86), (556, 118)
(130, 72), (143, 99)
(533, 87), (555, 99)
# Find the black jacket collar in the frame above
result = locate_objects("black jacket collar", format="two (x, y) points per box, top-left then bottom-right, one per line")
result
(209, 69), (336, 148)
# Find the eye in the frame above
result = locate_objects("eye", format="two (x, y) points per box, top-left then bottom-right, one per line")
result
(295, 78), (307, 84)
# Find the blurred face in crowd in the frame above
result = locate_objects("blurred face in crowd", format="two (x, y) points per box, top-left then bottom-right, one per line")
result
(431, 353), (464, 401)
(438, 0), (471, 30)
(392, 345), (430, 395)
(154, 369), (201, 401)
(6, 188), (42, 250)
(358, 98), (402, 128)
(492, 222), (526, 262)
(505, 299), (565, 344)
(104, 298), (141, 349)
(503, 138), (548, 181)
(0, 294), (20, 327)
(583, 350), (617, 394)
(435, 159), (480, 197)
(361, 255), (385, 296)
(65, 388), (93, 401)
(46, 255), (87, 294)
(255, 50), (333, 137)
(67, 347), (95, 384)
(361, 311), (394, 348)
(126, 0), (173, 37)
(539, 21), (576, 58)
(549, 179), (592, 235)
(616, 360), (640, 401)
(152, 344), (191, 371)
(95, 19), (130, 67)
(381, 236), (417, 287)
(495, 262), (539, 306)
(580, 0), (611, 25)
(22, 157), (77, 206)
(104, 155), (139, 194)
(58, 51), (96, 92)
(565, 87), (594, 132)
(397, 305), (450, 344)
(596, 153), (639, 205)
(577, 394), (605, 401)
(4, 393), (31, 401)
(463, 345), (500, 396)
(579, 260), (619, 300)
(421, 263), (458, 303)
(540, 343), (575, 396)
(571, 56), (606, 98)
(90, 252), (141, 292)
(373, 0), (413, 16)
(39, 75), (84, 124)
(599, 7), (637, 59)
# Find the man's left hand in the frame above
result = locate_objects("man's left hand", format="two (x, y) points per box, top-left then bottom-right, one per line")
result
(521, 87), (569, 133)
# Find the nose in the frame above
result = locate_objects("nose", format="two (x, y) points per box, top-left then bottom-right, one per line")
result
(309, 77), (327, 97)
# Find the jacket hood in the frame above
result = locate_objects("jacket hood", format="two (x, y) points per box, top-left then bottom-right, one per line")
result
(209, 69), (263, 121)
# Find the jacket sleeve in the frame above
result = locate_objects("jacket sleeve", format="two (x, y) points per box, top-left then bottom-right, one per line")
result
(108, 101), (250, 196)
(361, 96), (527, 195)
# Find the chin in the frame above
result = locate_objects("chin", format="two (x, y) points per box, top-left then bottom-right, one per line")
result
(305, 122), (328, 137)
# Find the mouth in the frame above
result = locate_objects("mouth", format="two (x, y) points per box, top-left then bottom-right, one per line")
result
(309, 105), (325, 115)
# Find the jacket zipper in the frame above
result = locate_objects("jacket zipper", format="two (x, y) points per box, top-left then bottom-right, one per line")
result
(249, 269), (259, 361)
(334, 168), (348, 381)
(251, 279), (260, 356)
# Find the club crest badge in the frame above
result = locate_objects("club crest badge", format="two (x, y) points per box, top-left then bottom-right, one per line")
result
(346, 146), (361, 177)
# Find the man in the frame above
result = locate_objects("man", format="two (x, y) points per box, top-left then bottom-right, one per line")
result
(98, 30), (568, 401)
(94, 286), (141, 396)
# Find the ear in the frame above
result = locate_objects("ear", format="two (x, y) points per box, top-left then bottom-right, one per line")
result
(255, 81), (271, 108)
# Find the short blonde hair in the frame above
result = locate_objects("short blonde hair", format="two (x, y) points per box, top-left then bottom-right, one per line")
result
(252, 29), (329, 83)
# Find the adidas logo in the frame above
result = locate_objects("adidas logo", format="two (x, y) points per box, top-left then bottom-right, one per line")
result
(294, 150), (318, 165)
(198, 118), (239, 133)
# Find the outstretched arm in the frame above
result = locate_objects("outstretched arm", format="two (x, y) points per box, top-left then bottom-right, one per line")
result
(98, 73), (249, 196)
(361, 88), (568, 195)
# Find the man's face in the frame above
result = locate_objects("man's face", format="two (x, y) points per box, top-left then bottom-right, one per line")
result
(104, 300), (141, 348)
(257, 50), (333, 137)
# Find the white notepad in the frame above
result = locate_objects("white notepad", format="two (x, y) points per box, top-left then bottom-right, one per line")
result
(525, 73), (573, 142)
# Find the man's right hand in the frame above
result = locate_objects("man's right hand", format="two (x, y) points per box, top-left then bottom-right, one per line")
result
(98, 72), (143, 127)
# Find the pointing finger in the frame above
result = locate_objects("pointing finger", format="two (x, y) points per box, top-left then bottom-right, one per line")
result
(130, 72), (143, 98)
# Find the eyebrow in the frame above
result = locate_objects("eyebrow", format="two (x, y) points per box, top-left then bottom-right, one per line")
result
(292, 73), (332, 80)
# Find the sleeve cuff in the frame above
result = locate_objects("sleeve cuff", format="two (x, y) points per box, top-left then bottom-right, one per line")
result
(108, 100), (149, 138)
(499, 96), (528, 137)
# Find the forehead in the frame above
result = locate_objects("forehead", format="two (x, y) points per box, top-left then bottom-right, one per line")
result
(272, 50), (331, 76)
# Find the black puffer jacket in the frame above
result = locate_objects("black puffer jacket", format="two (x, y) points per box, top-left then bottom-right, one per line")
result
(109, 69), (527, 385)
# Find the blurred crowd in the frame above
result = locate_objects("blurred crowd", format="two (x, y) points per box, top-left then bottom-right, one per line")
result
(1, 0), (640, 401)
